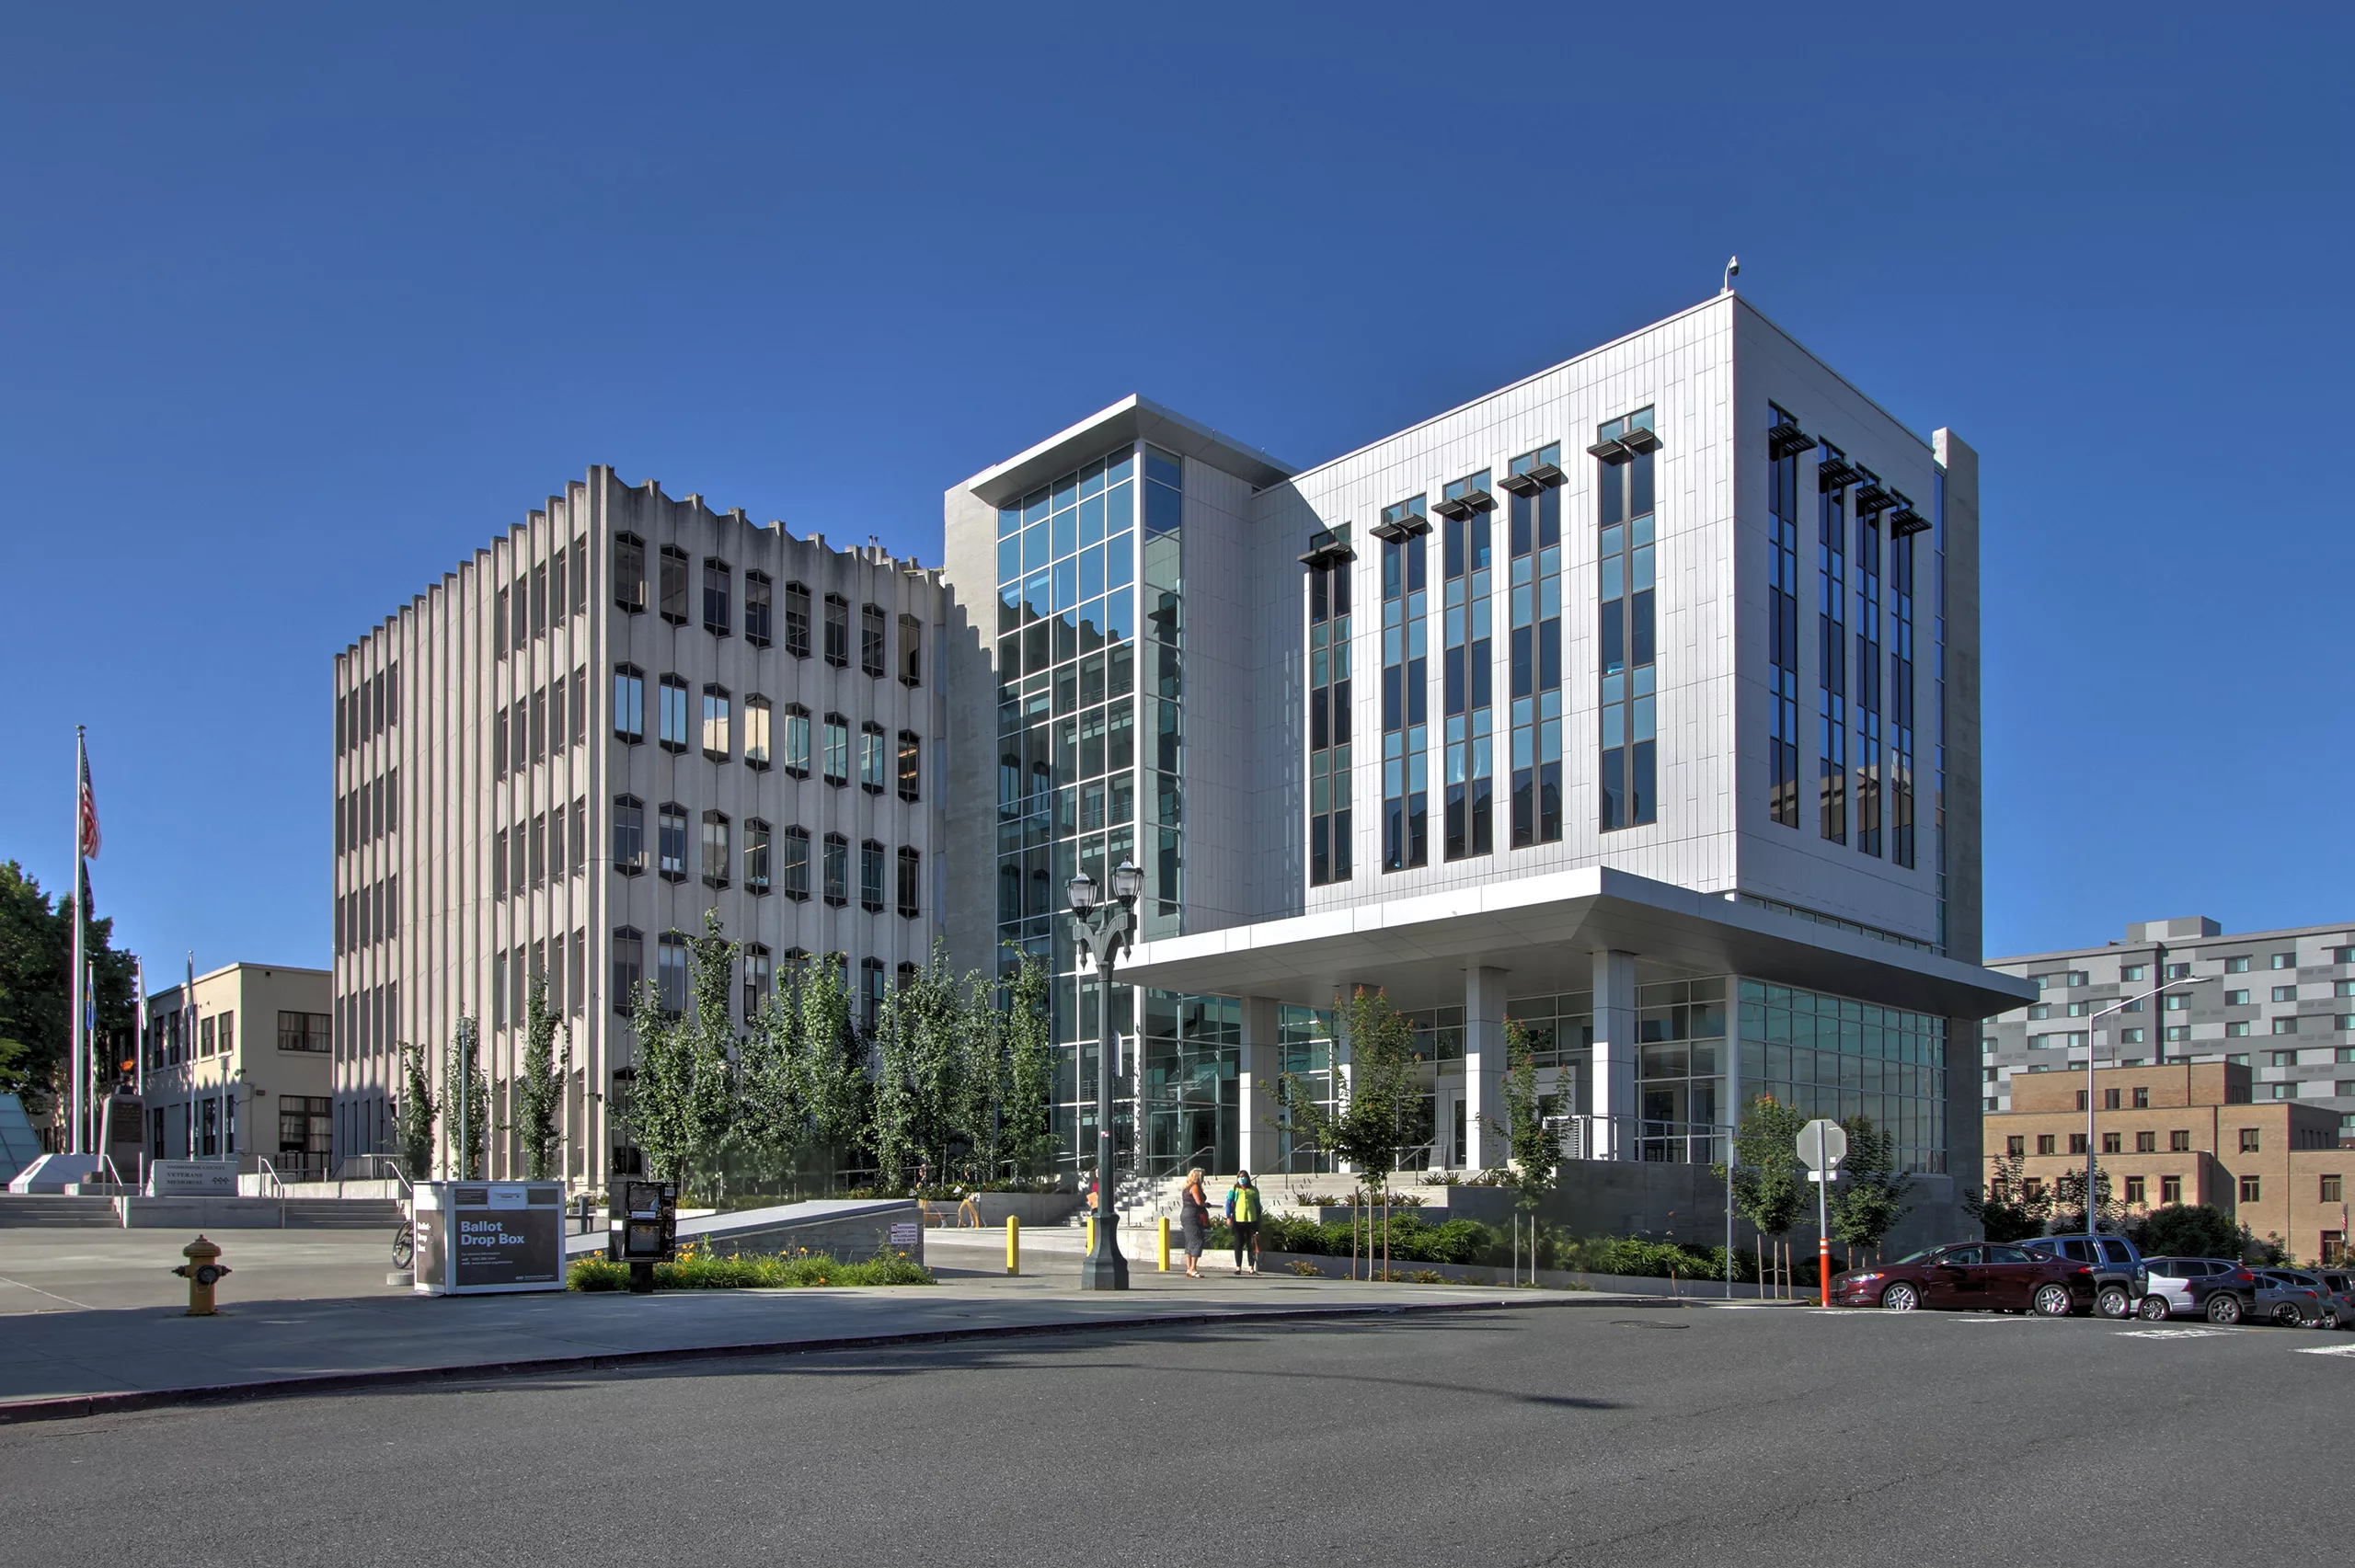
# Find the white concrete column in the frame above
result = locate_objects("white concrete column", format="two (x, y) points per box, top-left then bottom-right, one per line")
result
(1591, 949), (1638, 1160)
(1238, 994), (1281, 1176)
(1463, 967), (1509, 1170)
(1718, 978), (1741, 1168)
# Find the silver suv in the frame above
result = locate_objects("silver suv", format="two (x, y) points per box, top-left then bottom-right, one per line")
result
(2020, 1233), (2144, 1319)
(2138, 1256), (2258, 1324)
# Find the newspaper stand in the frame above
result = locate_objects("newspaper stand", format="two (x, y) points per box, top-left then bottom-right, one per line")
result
(413, 1181), (567, 1296)
(607, 1178), (679, 1293)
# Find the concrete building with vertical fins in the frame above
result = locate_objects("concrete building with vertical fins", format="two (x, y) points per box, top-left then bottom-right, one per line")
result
(332, 467), (948, 1185)
(937, 291), (2029, 1229)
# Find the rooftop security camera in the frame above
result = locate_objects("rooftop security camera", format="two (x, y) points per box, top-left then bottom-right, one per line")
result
(1723, 256), (1740, 292)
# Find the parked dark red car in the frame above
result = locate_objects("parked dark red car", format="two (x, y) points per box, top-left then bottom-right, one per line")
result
(1832, 1242), (2099, 1315)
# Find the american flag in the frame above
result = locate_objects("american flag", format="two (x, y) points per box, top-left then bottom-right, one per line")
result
(77, 736), (100, 860)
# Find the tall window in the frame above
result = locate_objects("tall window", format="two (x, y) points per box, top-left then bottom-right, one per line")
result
(744, 695), (771, 769)
(1379, 496), (1429, 871)
(571, 664), (587, 746)
(1505, 443), (1564, 847)
(1595, 407), (1659, 830)
(899, 613), (922, 685)
(701, 684), (731, 761)
(861, 602), (886, 676)
(1816, 441), (1850, 842)
(530, 812), (546, 887)
(744, 570), (772, 647)
(897, 731), (921, 802)
(703, 558), (731, 636)
(493, 828), (508, 899)
(658, 675), (690, 752)
(701, 810), (730, 887)
(1439, 470), (1494, 860)
(784, 581), (811, 658)
(531, 561), (547, 635)
(823, 832), (849, 907)
(571, 533), (588, 615)
(743, 945), (772, 1023)
(824, 593), (850, 667)
(782, 825), (810, 900)
(860, 840), (886, 911)
(1306, 530), (1353, 885)
(783, 704), (811, 777)
(612, 928), (643, 1012)
(897, 846), (922, 917)
(550, 547), (567, 624)
(823, 714), (849, 786)
(1855, 473), (1886, 856)
(745, 819), (772, 894)
(1766, 406), (1809, 828)
(657, 932), (689, 1015)
(496, 589), (510, 660)
(549, 674), (568, 755)
(862, 957), (886, 1028)
(860, 722), (887, 793)
(658, 546), (690, 624)
(1889, 492), (1923, 868)
(494, 706), (509, 778)
(658, 803), (688, 880)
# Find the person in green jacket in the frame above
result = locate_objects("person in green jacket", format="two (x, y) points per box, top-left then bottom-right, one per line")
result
(1225, 1171), (1263, 1276)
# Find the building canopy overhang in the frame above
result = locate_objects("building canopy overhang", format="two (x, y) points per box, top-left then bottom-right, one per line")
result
(963, 395), (1295, 509)
(1121, 867), (2036, 1021)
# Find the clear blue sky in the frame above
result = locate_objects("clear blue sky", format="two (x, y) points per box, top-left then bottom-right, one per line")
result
(2, 3), (2347, 976)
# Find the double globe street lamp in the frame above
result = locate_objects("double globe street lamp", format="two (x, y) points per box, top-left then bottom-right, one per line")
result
(1068, 860), (1143, 1291)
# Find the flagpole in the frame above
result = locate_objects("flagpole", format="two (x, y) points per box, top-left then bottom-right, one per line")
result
(70, 727), (87, 1157)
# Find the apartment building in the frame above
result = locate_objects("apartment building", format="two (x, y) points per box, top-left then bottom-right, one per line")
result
(1991, 1061), (2352, 1263)
(142, 963), (333, 1177)
(1982, 917), (2355, 1130)
(333, 469), (949, 1185)
(937, 289), (2030, 1202)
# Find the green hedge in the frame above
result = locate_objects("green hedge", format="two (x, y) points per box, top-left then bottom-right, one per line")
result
(569, 1250), (935, 1290)
(1209, 1216), (1757, 1281)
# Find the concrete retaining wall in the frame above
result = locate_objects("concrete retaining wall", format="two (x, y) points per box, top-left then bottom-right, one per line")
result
(563, 1198), (924, 1264)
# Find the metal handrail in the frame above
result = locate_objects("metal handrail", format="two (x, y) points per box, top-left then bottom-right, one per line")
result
(252, 1157), (286, 1226)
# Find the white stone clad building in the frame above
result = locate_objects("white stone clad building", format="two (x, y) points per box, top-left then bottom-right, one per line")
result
(333, 467), (948, 1183)
(938, 291), (2030, 1191)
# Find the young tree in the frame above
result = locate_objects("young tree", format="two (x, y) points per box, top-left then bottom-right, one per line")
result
(2050, 1163), (2124, 1235)
(0, 860), (139, 1116)
(1280, 986), (1417, 1278)
(868, 984), (918, 1190)
(1482, 1018), (1557, 1218)
(1825, 1114), (1913, 1265)
(629, 912), (737, 1191)
(998, 950), (1056, 1177)
(514, 976), (567, 1181)
(736, 980), (809, 1189)
(396, 1041), (437, 1181)
(794, 954), (868, 1178)
(1720, 1095), (1808, 1294)
(442, 1016), (488, 1180)
(1960, 1150), (2051, 1243)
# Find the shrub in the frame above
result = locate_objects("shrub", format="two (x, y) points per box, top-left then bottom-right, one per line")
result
(567, 1246), (935, 1291)
(1409, 1270), (1447, 1284)
(1286, 1259), (1322, 1277)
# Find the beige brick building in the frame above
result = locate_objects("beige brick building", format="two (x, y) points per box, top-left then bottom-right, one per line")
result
(142, 963), (334, 1180)
(1988, 1062), (2351, 1264)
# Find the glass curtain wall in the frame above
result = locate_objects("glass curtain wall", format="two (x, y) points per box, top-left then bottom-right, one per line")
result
(1595, 409), (1658, 830)
(1506, 444), (1564, 845)
(1737, 980), (1947, 1172)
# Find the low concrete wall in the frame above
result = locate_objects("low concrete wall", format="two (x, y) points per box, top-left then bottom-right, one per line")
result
(564, 1198), (924, 1264)
(920, 1193), (1080, 1230)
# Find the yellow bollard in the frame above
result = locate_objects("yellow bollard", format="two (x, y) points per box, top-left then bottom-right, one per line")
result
(1086, 1217), (1095, 1254)
(1157, 1215), (1171, 1272)
(1006, 1215), (1020, 1276)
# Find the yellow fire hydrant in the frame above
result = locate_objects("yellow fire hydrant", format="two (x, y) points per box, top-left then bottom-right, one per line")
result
(171, 1235), (230, 1316)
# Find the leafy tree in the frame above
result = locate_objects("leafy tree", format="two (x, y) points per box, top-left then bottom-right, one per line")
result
(0, 861), (138, 1116)
(1719, 1095), (1809, 1288)
(1279, 986), (1418, 1276)
(999, 950), (1056, 1176)
(2131, 1202), (2240, 1260)
(1961, 1150), (2051, 1243)
(872, 945), (970, 1185)
(514, 976), (568, 1180)
(794, 954), (868, 1160)
(2049, 1162), (2124, 1234)
(736, 981), (809, 1185)
(442, 1016), (489, 1180)
(396, 1041), (437, 1181)
(1826, 1114), (1913, 1265)
(1481, 1018), (1557, 1216)
(628, 912), (737, 1190)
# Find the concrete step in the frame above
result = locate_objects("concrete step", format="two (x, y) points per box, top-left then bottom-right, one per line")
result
(281, 1200), (406, 1228)
(0, 1196), (120, 1228)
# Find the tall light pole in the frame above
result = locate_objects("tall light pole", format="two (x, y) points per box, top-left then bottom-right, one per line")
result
(1068, 861), (1142, 1291)
(2085, 975), (2211, 1231)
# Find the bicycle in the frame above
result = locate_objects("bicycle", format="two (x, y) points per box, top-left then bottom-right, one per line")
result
(392, 1220), (414, 1271)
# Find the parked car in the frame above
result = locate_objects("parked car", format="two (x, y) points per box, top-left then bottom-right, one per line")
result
(2315, 1269), (2355, 1329)
(2251, 1268), (2336, 1327)
(2018, 1232), (2145, 1319)
(1833, 1242), (2098, 1316)
(2137, 1257), (2258, 1324)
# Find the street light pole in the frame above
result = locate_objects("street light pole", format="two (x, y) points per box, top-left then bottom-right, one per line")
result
(2085, 975), (2211, 1232)
(1068, 861), (1143, 1291)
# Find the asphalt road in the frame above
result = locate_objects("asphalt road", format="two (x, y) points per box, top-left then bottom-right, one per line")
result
(6, 1301), (2343, 1567)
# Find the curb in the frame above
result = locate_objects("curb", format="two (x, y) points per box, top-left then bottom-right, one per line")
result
(0, 1289), (1683, 1426)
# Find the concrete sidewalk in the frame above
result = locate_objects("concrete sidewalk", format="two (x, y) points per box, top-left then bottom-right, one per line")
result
(0, 1256), (1671, 1423)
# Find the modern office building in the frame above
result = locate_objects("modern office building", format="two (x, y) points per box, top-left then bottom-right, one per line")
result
(332, 468), (948, 1185)
(1988, 1059), (2352, 1263)
(1982, 917), (2355, 1128)
(938, 289), (2031, 1206)
(142, 962), (333, 1177)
